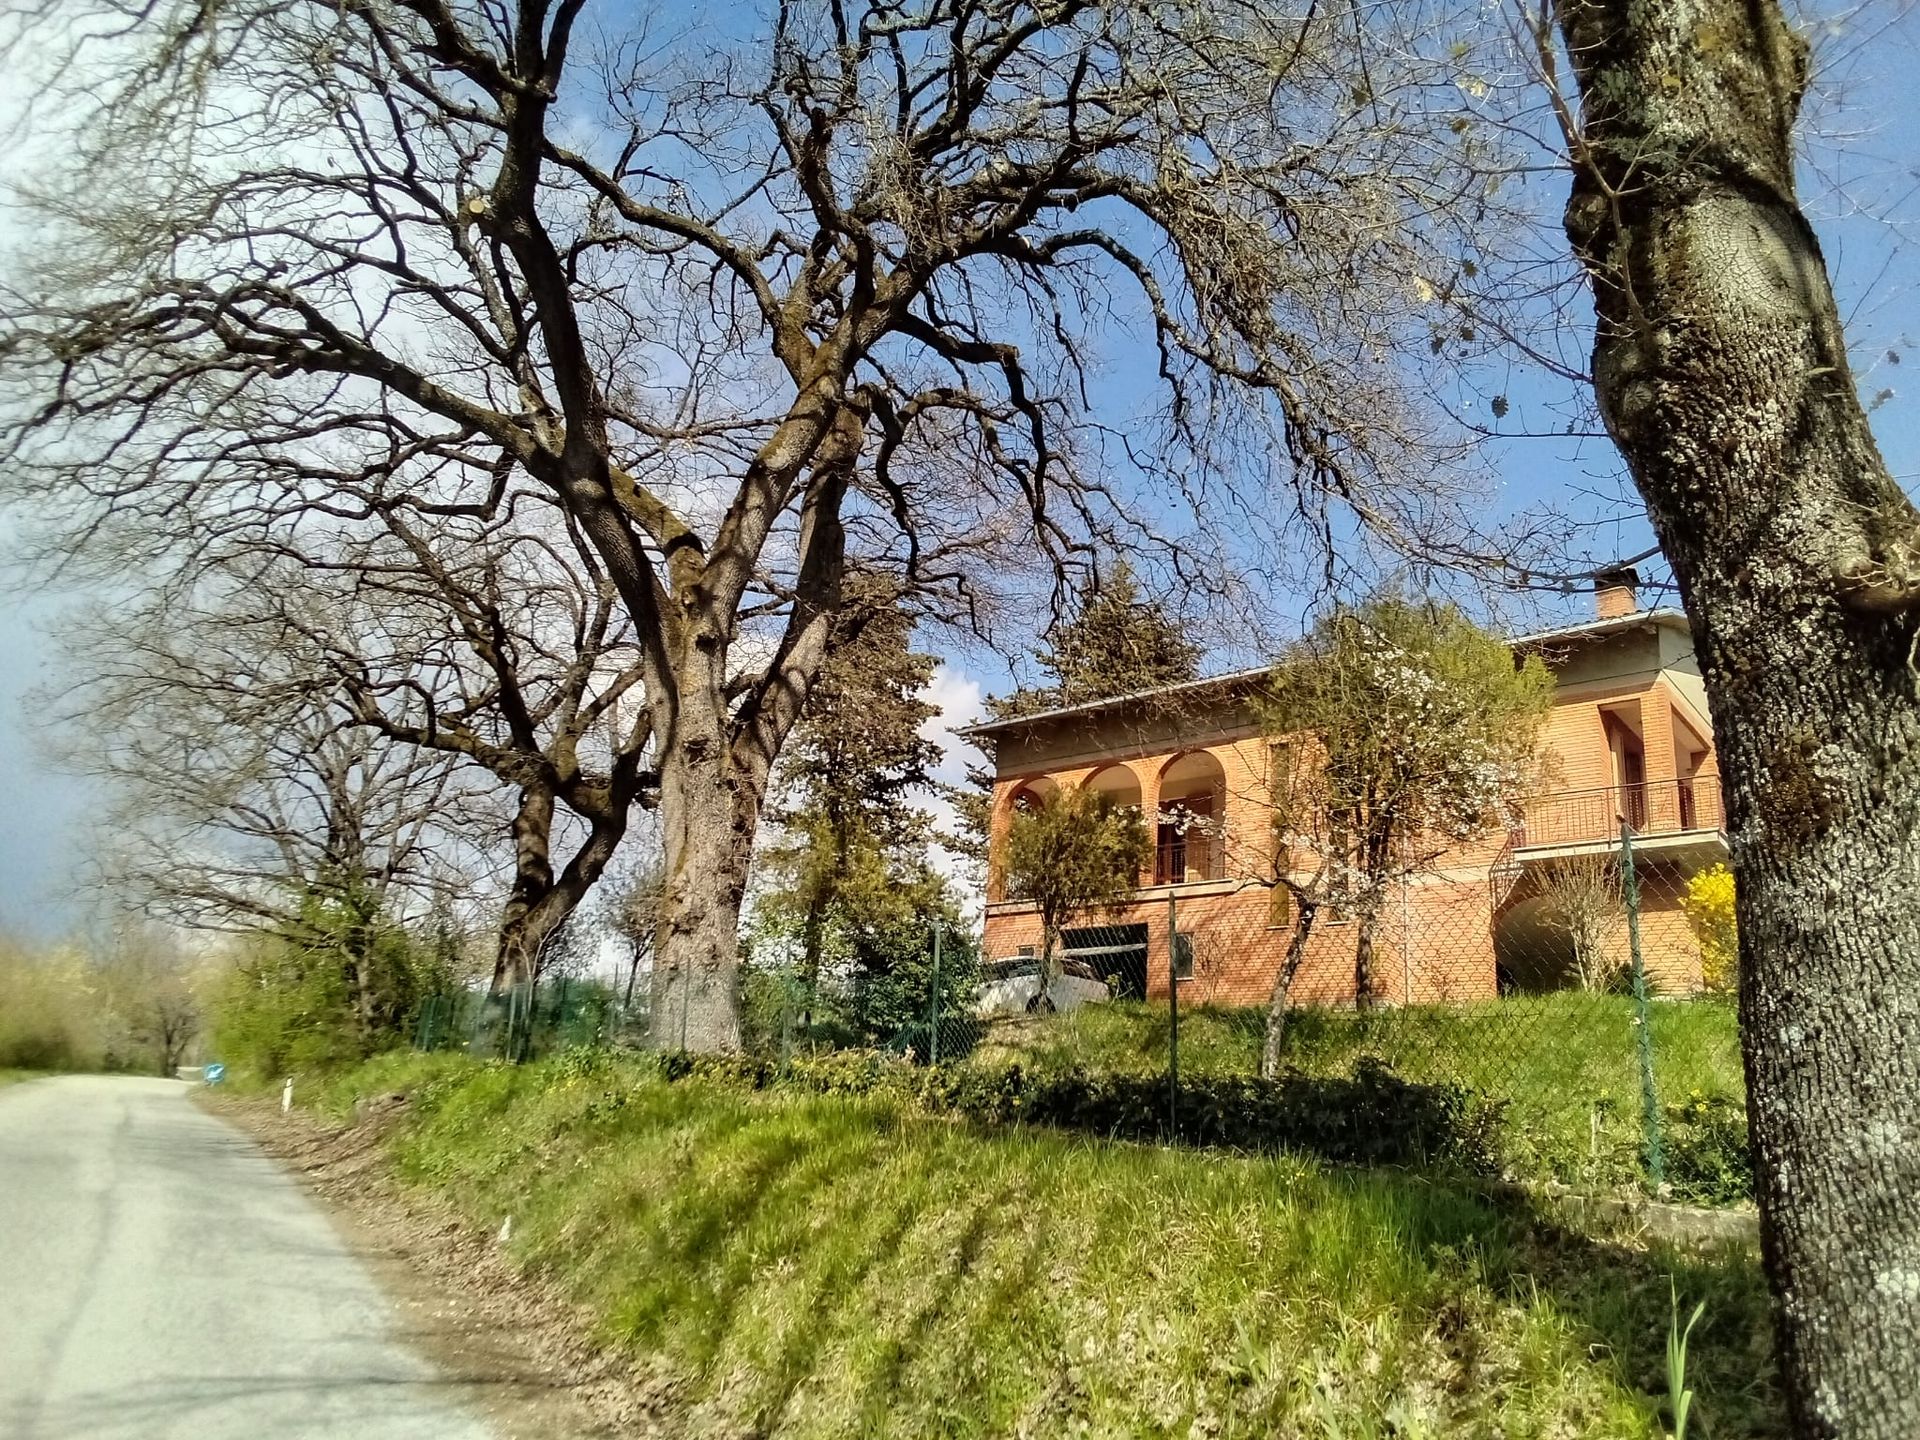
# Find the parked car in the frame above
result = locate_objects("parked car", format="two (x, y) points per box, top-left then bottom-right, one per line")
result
(974, 955), (1111, 1016)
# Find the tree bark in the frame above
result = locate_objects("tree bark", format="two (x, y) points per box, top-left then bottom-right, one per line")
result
(493, 785), (625, 997)
(493, 787), (561, 993)
(1352, 902), (1379, 1012)
(1261, 896), (1319, 1079)
(1555, 1), (1920, 1430)
(649, 680), (764, 1054)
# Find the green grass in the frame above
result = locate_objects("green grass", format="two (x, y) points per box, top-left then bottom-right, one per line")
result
(976, 995), (1746, 1192)
(327, 1050), (1781, 1439)
(0, 1069), (43, 1089)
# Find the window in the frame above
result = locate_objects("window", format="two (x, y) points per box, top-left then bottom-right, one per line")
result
(1017, 945), (1035, 959)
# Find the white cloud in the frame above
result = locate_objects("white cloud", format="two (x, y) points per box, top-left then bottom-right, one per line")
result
(919, 662), (986, 787)
(916, 664), (990, 916)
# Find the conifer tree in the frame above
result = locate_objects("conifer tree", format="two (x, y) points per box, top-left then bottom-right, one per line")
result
(991, 561), (1203, 719)
(760, 576), (944, 1020)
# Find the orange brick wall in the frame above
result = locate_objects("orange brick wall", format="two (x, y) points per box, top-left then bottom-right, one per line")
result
(980, 622), (1722, 1009)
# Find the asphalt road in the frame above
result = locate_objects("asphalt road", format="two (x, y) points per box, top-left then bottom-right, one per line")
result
(0, 1075), (497, 1440)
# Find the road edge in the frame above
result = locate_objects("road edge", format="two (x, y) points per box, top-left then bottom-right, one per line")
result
(199, 1091), (678, 1439)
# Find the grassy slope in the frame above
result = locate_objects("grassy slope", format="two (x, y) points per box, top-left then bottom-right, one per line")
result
(320, 1051), (1781, 1440)
(0, 1069), (45, 1088)
(979, 996), (1745, 1190)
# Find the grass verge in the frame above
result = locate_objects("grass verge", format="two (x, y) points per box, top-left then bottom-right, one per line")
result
(0, 1068), (43, 1089)
(308, 1048), (1781, 1438)
(975, 995), (1746, 1196)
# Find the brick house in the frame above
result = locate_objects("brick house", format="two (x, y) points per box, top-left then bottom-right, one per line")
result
(966, 581), (1726, 1009)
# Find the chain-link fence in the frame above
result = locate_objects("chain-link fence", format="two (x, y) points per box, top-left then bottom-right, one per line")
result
(413, 974), (646, 1063)
(412, 818), (1744, 1200)
(963, 817), (1746, 1200)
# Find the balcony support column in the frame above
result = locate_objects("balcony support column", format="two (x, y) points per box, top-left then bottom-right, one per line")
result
(1139, 765), (1162, 889)
(1640, 689), (1682, 832)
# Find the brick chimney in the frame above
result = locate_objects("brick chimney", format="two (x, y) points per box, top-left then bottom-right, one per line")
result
(1594, 566), (1640, 619)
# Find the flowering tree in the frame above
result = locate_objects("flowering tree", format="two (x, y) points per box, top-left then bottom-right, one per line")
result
(1255, 597), (1550, 1068)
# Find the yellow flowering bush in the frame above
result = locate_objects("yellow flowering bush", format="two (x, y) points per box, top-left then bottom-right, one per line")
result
(1683, 864), (1739, 993)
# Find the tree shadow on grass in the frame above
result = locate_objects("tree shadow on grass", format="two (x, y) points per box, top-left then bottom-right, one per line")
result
(919, 1065), (1784, 1436)
(653, 1058), (1785, 1436)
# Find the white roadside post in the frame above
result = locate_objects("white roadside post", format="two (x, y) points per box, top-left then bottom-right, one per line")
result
(281, 1076), (294, 1115)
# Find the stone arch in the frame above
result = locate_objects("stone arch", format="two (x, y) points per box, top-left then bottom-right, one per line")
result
(1081, 762), (1143, 810)
(1155, 750), (1228, 883)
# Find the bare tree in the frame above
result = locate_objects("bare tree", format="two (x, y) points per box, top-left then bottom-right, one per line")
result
(1538, 0), (1920, 1427)
(95, 925), (203, 1076)
(57, 593), (492, 939)
(1537, 852), (1621, 992)
(48, 446), (668, 993)
(2, 0), (1531, 1050)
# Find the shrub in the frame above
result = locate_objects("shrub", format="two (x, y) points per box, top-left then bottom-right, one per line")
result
(659, 1049), (1504, 1172)
(1682, 865), (1739, 994)
(0, 944), (105, 1071)
(212, 890), (459, 1078)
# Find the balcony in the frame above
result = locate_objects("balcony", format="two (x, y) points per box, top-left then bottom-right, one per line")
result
(1510, 775), (1724, 857)
(1153, 833), (1224, 887)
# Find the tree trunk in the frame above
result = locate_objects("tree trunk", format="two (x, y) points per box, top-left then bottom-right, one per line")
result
(492, 787), (562, 993)
(1028, 915), (1061, 1014)
(1556, 1), (1920, 1429)
(1261, 895), (1318, 1079)
(1352, 905), (1378, 1012)
(649, 690), (762, 1054)
(492, 785), (625, 998)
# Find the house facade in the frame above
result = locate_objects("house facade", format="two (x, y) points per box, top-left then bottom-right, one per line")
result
(968, 586), (1726, 1009)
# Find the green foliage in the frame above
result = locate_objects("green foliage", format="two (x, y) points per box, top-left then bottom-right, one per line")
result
(1668, 1285), (1707, 1440)
(747, 834), (978, 1054)
(1003, 784), (1151, 986)
(753, 578), (968, 1052)
(778, 577), (943, 848)
(993, 559), (1204, 717)
(1664, 1091), (1754, 1205)
(312, 1051), (1785, 1438)
(0, 932), (209, 1076)
(663, 1049), (1502, 1171)
(213, 886), (458, 1078)
(0, 943), (102, 1071)
(980, 994), (1749, 1200)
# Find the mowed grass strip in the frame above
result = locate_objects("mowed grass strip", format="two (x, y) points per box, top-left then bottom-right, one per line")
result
(329, 1051), (1781, 1439)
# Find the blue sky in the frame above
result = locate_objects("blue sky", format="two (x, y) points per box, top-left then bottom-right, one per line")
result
(2, 0), (1918, 941)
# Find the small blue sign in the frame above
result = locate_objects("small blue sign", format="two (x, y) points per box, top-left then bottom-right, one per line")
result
(203, 1062), (227, 1085)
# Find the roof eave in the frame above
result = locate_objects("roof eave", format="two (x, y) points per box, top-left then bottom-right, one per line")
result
(960, 607), (1692, 741)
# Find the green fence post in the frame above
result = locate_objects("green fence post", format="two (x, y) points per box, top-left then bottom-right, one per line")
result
(1167, 890), (1180, 1140)
(1620, 819), (1666, 1190)
(930, 914), (944, 1066)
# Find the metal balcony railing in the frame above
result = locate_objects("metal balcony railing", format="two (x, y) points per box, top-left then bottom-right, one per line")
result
(1510, 775), (1723, 850)
(1153, 835), (1224, 886)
